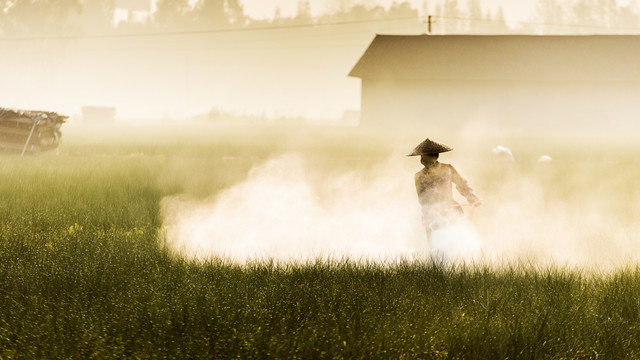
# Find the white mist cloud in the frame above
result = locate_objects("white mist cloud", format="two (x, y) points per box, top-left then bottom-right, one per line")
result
(161, 154), (431, 263)
(160, 152), (640, 269)
(477, 174), (639, 269)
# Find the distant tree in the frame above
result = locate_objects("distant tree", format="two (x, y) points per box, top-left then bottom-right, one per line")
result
(78, 0), (116, 35)
(194, 0), (226, 27)
(491, 7), (510, 33)
(323, 0), (360, 14)
(570, 0), (637, 33)
(295, 0), (312, 23)
(189, 0), (245, 28)
(442, 0), (461, 34)
(466, 0), (482, 32)
(467, 3), (505, 34)
(616, 2), (640, 32)
(154, 0), (191, 29)
(386, 2), (422, 33)
(318, 3), (384, 23)
(311, 1), (423, 35)
(225, 0), (245, 26)
(596, 0), (618, 28)
(533, 0), (566, 33)
(387, 1), (419, 19)
(2, 0), (82, 36)
(433, 3), (443, 33)
(571, 0), (598, 31)
(421, 0), (430, 15)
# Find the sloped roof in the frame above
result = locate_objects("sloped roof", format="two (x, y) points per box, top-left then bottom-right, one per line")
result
(0, 107), (68, 125)
(349, 34), (640, 81)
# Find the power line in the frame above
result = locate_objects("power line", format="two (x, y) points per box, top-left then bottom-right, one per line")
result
(3, 12), (639, 43)
(0, 15), (423, 42)
(432, 14), (640, 32)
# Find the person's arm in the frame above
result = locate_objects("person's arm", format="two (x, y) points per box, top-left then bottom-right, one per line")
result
(450, 165), (481, 206)
(415, 172), (425, 201)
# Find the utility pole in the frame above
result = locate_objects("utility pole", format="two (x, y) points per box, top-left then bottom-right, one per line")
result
(427, 15), (435, 34)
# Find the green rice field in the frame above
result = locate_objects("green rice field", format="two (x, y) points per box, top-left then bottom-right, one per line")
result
(2, 123), (640, 359)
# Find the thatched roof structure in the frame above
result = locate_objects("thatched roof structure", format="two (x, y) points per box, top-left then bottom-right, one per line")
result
(0, 108), (68, 126)
(0, 107), (67, 154)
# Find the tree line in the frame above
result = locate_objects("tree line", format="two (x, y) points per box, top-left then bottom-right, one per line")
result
(1, 0), (640, 38)
(0, 0), (420, 37)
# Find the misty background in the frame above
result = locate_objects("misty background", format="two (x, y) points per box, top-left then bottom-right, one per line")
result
(2, 0), (640, 123)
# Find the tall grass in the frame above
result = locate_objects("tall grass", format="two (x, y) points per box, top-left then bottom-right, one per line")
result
(1, 124), (640, 358)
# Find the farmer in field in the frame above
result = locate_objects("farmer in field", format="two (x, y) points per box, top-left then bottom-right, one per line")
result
(409, 138), (481, 239)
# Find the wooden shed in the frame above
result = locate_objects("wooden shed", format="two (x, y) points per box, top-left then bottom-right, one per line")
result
(349, 34), (640, 132)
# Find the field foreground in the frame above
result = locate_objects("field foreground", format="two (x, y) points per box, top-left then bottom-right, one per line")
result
(1, 124), (640, 359)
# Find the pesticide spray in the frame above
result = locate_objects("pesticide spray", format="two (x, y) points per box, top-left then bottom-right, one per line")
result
(160, 149), (640, 269)
(161, 153), (484, 264)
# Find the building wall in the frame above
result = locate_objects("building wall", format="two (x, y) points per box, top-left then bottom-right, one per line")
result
(360, 79), (640, 133)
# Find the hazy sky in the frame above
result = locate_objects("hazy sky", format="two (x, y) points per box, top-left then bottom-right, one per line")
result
(239, 0), (639, 23)
(8, 0), (639, 121)
(239, 0), (536, 22)
(146, 0), (539, 22)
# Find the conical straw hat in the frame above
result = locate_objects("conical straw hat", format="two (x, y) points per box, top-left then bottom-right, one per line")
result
(407, 138), (453, 156)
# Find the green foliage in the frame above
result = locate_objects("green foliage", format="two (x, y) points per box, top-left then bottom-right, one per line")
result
(1, 125), (640, 358)
(1, 0), (81, 36)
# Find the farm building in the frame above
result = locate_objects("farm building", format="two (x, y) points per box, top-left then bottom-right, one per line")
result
(81, 106), (116, 123)
(349, 34), (640, 132)
(0, 108), (67, 155)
